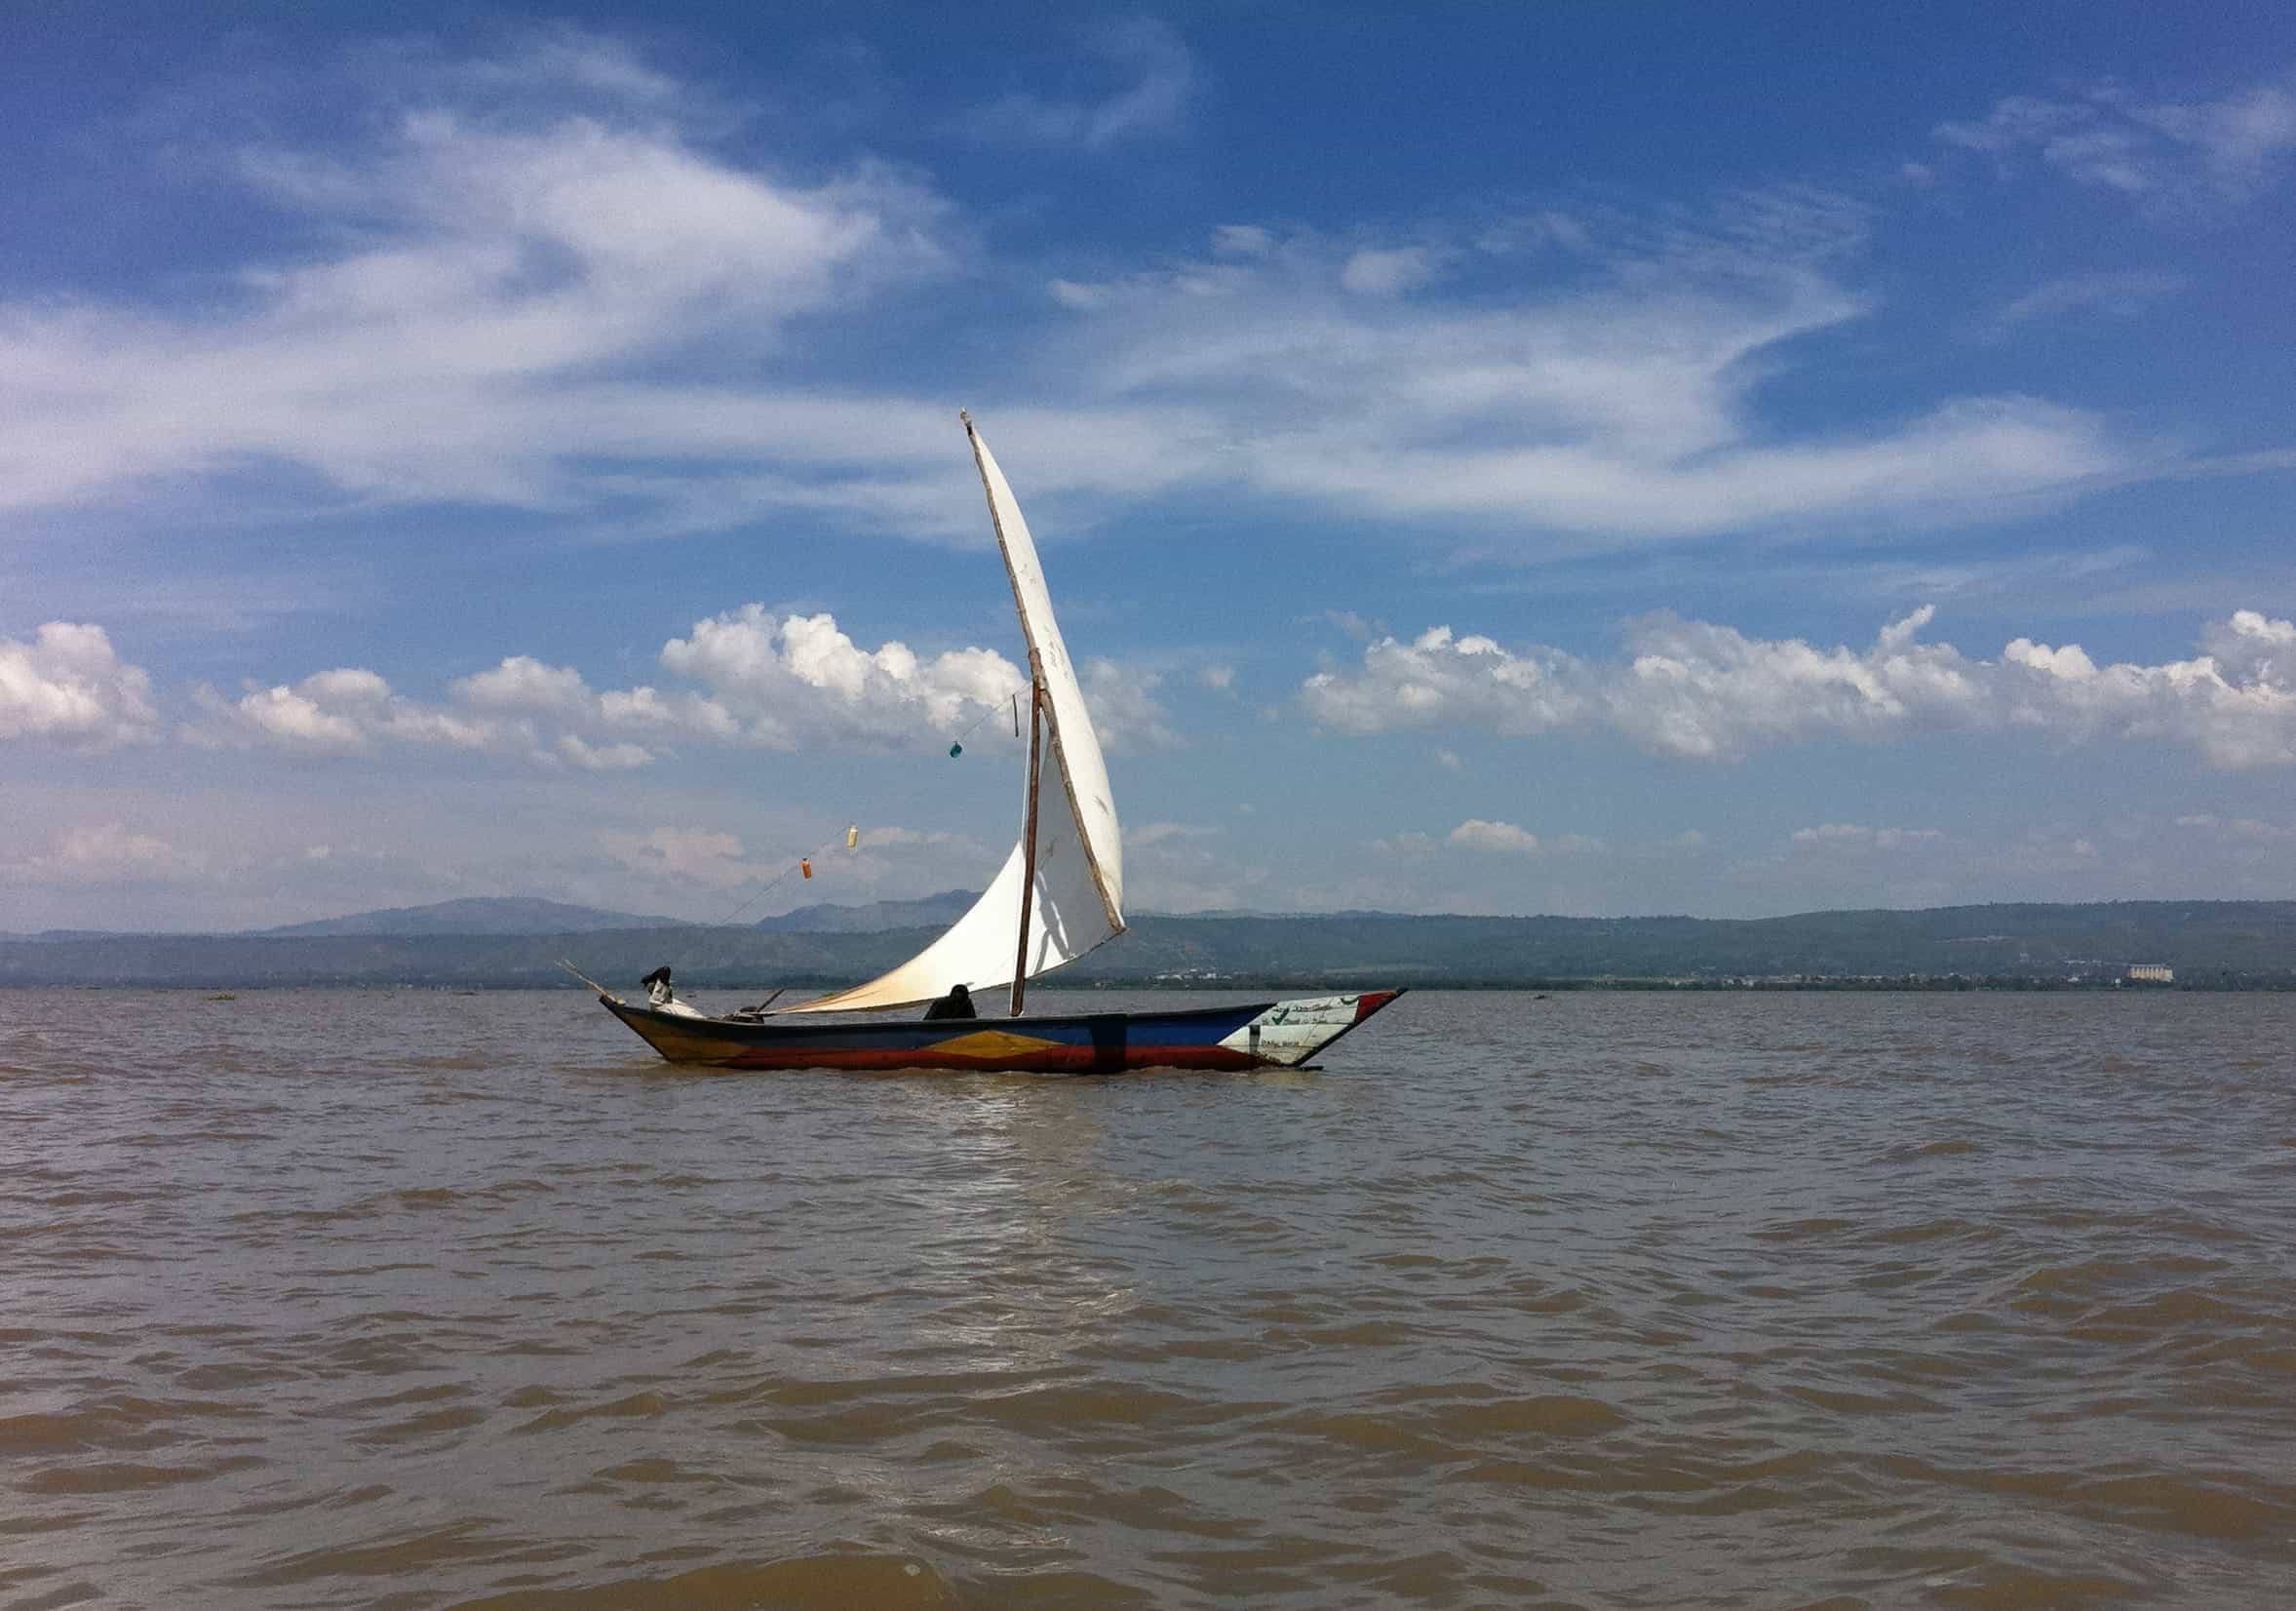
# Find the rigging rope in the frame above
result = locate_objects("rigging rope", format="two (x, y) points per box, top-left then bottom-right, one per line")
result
(705, 683), (1028, 929)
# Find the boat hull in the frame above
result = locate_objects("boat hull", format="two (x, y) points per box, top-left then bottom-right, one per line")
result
(595, 990), (1405, 1073)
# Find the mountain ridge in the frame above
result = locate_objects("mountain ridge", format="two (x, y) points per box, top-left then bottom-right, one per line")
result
(260, 896), (691, 938)
(5, 898), (2292, 988)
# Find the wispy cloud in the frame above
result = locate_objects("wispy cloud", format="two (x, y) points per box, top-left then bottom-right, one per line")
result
(4, 37), (2262, 563)
(0, 52), (958, 524)
(1790, 823), (1944, 850)
(1304, 606), (2296, 768)
(1339, 247), (1438, 297)
(962, 17), (1195, 146)
(0, 823), (196, 884)
(1984, 269), (2190, 336)
(1041, 202), (2130, 547)
(1936, 71), (2296, 207)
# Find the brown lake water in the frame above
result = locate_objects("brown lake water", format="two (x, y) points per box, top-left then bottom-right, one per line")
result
(2, 987), (2293, 1609)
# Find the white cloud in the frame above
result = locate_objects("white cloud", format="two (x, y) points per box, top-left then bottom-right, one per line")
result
(1080, 658), (1178, 751)
(1936, 72), (2296, 205)
(175, 606), (1192, 769)
(426, 24), (686, 110)
(0, 623), (160, 747)
(1198, 663), (1235, 691)
(190, 666), (513, 755)
(203, 678), (374, 750)
(659, 606), (1024, 747)
(1304, 606), (2296, 769)
(452, 655), (592, 714)
(608, 825), (759, 886)
(2, 822), (197, 884)
(2175, 812), (2296, 844)
(964, 18), (1194, 146)
(1988, 270), (2190, 334)
(1211, 224), (1275, 258)
(6, 44), (2247, 561)
(0, 59), (955, 524)
(58, 823), (174, 867)
(1450, 818), (1540, 854)
(1044, 206), (2129, 545)
(1304, 624), (1592, 738)
(558, 734), (654, 770)
(1130, 821), (1220, 847)
(1790, 823), (1944, 849)
(1340, 247), (1436, 296)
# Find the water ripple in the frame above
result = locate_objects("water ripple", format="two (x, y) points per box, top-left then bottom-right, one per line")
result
(2, 988), (2292, 1607)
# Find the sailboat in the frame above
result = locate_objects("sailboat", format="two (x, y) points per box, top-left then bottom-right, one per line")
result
(582, 413), (1404, 1073)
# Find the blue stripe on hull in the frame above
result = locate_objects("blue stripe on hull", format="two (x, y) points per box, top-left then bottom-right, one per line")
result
(602, 999), (1275, 1072)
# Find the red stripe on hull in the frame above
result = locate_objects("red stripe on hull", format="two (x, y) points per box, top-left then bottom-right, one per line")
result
(1350, 989), (1401, 1021)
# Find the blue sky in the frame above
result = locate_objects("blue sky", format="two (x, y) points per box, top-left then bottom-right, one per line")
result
(5, 3), (2294, 931)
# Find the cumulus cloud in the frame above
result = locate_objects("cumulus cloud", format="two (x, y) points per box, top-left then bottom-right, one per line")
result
(191, 666), (511, 756)
(1304, 606), (2296, 768)
(1936, 73), (2296, 205)
(659, 606), (1024, 746)
(1304, 624), (1593, 738)
(1450, 818), (1540, 854)
(1079, 658), (1179, 751)
(452, 655), (593, 714)
(0, 622), (160, 747)
(558, 734), (653, 770)
(175, 605), (1185, 768)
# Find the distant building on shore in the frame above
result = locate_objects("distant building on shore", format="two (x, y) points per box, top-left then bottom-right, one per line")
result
(2125, 963), (2175, 984)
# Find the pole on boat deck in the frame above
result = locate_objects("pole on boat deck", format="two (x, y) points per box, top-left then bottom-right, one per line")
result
(1010, 672), (1044, 1017)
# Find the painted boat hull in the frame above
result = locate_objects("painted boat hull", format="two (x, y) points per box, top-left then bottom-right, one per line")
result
(594, 990), (1406, 1073)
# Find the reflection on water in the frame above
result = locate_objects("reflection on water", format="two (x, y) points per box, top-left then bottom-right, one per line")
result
(3, 988), (2294, 1608)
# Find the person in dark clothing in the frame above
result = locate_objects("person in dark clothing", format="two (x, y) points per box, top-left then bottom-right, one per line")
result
(922, 983), (977, 1020)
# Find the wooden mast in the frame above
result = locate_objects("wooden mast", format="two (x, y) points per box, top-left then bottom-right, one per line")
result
(1009, 669), (1045, 1016)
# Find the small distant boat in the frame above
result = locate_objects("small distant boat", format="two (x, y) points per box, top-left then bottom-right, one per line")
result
(580, 413), (1405, 1073)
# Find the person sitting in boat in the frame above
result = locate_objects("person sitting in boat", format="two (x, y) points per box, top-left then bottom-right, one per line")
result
(640, 965), (707, 1019)
(922, 982), (977, 1020)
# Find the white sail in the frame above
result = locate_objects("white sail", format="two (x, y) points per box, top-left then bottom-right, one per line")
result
(777, 418), (1125, 1015)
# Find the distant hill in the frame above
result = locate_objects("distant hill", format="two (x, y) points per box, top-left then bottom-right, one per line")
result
(756, 889), (979, 933)
(3, 899), (2293, 989)
(260, 897), (688, 938)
